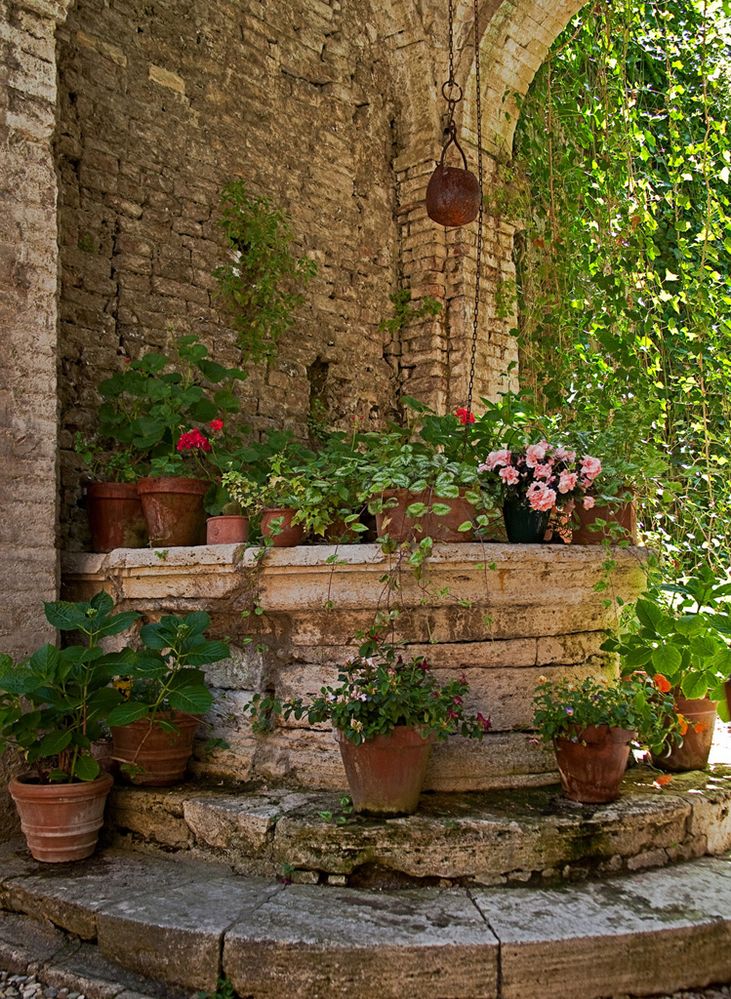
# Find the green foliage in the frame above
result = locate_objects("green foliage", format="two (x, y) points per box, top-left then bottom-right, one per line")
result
(532, 673), (681, 755)
(247, 635), (491, 745)
(197, 978), (237, 999)
(214, 180), (317, 365)
(513, 0), (731, 572)
(0, 593), (140, 782)
(107, 611), (228, 725)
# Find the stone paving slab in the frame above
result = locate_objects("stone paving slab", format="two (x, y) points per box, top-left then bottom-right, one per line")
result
(223, 885), (498, 998)
(472, 855), (731, 999)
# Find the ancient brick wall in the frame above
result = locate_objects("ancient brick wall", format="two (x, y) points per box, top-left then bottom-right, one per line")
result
(56, 0), (403, 549)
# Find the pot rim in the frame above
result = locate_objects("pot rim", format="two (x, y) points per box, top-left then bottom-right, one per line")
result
(136, 476), (208, 495)
(554, 724), (636, 746)
(334, 724), (437, 748)
(9, 772), (114, 799)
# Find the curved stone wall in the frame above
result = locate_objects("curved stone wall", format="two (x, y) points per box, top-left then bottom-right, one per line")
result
(63, 542), (647, 792)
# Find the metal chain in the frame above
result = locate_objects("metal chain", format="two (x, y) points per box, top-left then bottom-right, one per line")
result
(466, 0), (484, 416)
(442, 0), (462, 129)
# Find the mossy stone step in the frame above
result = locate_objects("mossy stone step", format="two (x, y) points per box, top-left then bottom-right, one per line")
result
(0, 843), (729, 998)
(106, 764), (731, 886)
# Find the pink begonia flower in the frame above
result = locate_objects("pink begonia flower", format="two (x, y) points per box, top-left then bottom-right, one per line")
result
(553, 447), (577, 463)
(583, 495), (596, 510)
(480, 448), (512, 472)
(525, 442), (549, 468)
(527, 482), (557, 512)
(580, 456), (602, 480)
(558, 471), (578, 494)
(533, 463), (554, 480)
(499, 466), (520, 485)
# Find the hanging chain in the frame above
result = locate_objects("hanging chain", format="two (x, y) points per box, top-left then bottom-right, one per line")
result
(466, 0), (484, 416)
(442, 0), (462, 138)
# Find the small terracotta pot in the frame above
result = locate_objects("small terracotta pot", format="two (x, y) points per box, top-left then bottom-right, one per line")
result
(572, 500), (637, 545)
(651, 695), (717, 772)
(335, 725), (435, 815)
(86, 482), (147, 552)
(206, 515), (249, 545)
(260, 508), (305, 547)
(553, 725), (635, 803)
(136, 477), (207, 547)
(503, 499), (550, 544)
(110, 713), (199, 786)
(9, 773), (113, 863)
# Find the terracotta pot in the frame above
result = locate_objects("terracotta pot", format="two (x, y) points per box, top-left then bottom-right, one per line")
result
(335, 725), (435, 815)
(503, 499), (550, 544)
(572, 500), (637, 545)
(86, 482), (147, 552)
(136, 477), (207, 547)
(206, 515), (249, 545)
(110, 712), (199, 786)
(260, 508), (305, 547)
(553, 725), (635, 803)
(726, 679), (731, 720)
(375, 490), (476, 543)
(9, 773), (113, 863)
(651, 695), (717, 772)
(323, 517), (361, 544)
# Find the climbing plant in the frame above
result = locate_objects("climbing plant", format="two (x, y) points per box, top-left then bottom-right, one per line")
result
(512, 0), (731, 574)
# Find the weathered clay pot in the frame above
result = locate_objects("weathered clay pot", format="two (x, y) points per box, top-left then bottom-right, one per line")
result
(553, 725), (635, 803)
(9, 773), (113, 862)
(136, 477), (207, 547)
(572, 500), (637, 545)
(206, 515), (249, 545)
(375, 489), (427, 542)
(424, 491), (476, 542)
(503, 499), (550, 544)
(86, 482), (147, 552)
(375, 490), (476, 543)
(110, 713), (199, 786)
(260, 508), (305, 547)
(335, 725), (435, 815)
(651, 695), (717, 772)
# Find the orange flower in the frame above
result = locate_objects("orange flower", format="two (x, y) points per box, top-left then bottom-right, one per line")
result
(677, 713), (689, 736)
(653, 674), (672, 693)
(654, 774), (673, 788)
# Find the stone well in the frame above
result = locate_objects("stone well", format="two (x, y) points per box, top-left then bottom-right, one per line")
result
(63, 542), (647, 792)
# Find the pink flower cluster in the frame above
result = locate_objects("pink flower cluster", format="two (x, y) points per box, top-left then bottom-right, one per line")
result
(176, 428), (212, 453)
(479, 441), (602, 513)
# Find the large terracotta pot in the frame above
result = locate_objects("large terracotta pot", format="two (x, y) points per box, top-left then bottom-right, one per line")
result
(335, 725), (435, 815)
(375, 490), (476, 543)
(136, 477), (207, 547)
(260, 508), (305, 547)
(503, 498), (550, 544)
(651, 695), (717, 772)
(86, 482), (147, 552)
(110, 712), (199, 786)
(572, 500), (637, 545)
(9, 773), (113, 863)
(206, 515), (249, 545)
(553, 725), (635, 803)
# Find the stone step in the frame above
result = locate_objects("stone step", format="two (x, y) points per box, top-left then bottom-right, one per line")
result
(0, 843), (729, 998)
(106, 763), (731, 887)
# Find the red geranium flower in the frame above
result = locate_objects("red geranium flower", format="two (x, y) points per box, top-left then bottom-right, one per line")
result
(176, 428), (212, 453)
(209, 418), (224, 432)
(455, 407), (475, 425)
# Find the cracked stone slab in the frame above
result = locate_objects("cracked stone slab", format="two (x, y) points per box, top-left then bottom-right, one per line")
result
(223, 885), (498, 998)
(3, 849), (231, 939)
(184, 790), (315, 853)
(471, 855), (731, 999)
(0, 910), (67, 974)
(97, 874), (284, 991)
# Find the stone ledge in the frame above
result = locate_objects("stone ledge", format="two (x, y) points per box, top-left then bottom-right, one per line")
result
(105, 765), (731, 887)
(1, 843), (730, 997)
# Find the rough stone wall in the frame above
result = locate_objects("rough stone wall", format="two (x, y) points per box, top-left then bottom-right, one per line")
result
(56, 0), (402, 549)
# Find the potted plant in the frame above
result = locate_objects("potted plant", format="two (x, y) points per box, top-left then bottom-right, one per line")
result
(532, 673), (680, 803)
(478, 441), (602, 543)
(602, 572), (730, 771)
(256, 452), (310, 546)
(0, 592), (140, 861)
(97, 335), (246, 547)
(107, 611), (229, 786)
(288, 434), (366, 543)
(248, 634), (491, 815)
(74, 436), (148, 553)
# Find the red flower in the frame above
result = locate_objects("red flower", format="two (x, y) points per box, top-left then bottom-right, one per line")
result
(455, 407), (475, 425)
(653, 674), (672, 694)
(476, 712), (491, 733)
(209, 418), (224, 432)
(176, 428), (212, 453)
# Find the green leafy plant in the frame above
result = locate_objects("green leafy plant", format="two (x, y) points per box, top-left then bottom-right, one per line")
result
(74, 432), (138, 484)
(107, 611), (229, 727)
(215, 180), (317, 364)
(197, 977), (237, 999)
(248, 634), (491, 745)
(0, 593), (140, 782)
(532, 673), (682, 756)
